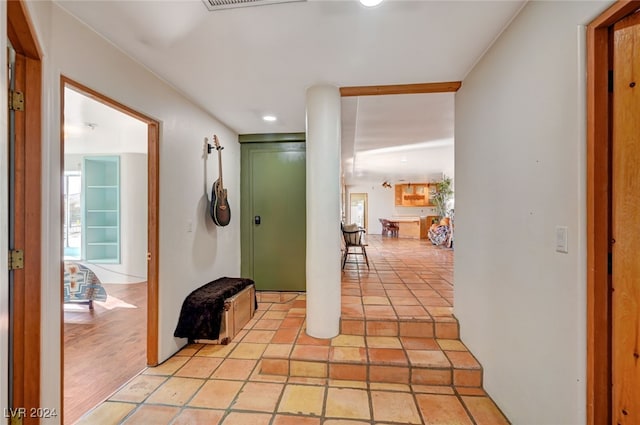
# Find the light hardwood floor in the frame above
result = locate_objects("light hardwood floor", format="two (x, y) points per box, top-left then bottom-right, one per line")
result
(63, 282), (147, 425)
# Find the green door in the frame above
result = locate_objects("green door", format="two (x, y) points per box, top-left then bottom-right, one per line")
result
(241, 140), (306, 291)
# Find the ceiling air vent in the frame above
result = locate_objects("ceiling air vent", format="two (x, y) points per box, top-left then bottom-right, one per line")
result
(202, 0), (305, 11)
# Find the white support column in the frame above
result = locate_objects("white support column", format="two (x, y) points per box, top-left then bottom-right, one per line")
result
(305, 84), (341, 339)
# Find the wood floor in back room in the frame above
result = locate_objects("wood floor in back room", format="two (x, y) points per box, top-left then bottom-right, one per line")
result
(63, 281), (147, 425)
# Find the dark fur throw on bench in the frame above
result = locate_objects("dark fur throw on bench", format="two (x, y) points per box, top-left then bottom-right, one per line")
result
(174, 277), (256, 341)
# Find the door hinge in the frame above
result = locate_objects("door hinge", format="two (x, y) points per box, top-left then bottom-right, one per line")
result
(8, 249), (24, 270)
(146, 252), (151, 261)
(9, 90), (24, 111)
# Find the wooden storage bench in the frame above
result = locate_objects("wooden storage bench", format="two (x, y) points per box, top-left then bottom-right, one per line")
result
(174, 277), (256, 345)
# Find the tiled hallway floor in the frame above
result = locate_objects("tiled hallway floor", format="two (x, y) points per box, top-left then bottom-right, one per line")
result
(76, 236), (510, 424)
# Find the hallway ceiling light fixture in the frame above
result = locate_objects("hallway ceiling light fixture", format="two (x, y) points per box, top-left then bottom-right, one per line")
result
(360, 0), (383, 7)
(262, 115), (277, 122)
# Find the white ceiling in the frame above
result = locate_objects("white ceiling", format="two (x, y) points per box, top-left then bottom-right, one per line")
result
(56, 0), (525, 185)
(64, 86), (148, 155)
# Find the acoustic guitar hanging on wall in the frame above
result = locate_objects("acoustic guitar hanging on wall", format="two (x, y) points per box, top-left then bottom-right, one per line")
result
(209, 135), (231, 226)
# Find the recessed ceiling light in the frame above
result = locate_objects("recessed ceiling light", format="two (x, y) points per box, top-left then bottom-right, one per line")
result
(263, 115), (277, 122)
(360, 0), (383, 7)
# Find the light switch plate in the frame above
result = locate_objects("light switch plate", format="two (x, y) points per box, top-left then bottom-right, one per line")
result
(555, 226), (568, 253)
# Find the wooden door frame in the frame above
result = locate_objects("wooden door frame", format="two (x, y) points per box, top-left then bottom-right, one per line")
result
(7, 0), (42, 420)
(586, 2), (640, 424)
(59, 78), (160, 378)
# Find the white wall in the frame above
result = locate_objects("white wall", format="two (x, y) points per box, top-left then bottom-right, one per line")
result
(346, 184), (394, 234)
(454, 1), (611, 424)
(24, 2), (242, 421)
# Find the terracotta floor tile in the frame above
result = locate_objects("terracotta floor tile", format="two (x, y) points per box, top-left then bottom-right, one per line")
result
(263, 311), (288, 320)
(196, 342), (237, 358)
(75, 402), (136, 425)
(385, 289), (414, 297)
(221, 412), (272, 425)
(272, 415), (321, 425)
(272, 328), (300, 344)
(330, 346), (368, 363)
(456, 387), (487, 396)
(446, 351), (481, 369)
(406, 350), (451, 368)
(328, 379), (368, 389)
(259, 358), (289, 376)
(290, 360), (327, 378)
(395, 305), (428, 318)
(229, 342), (268, 359)
(365, 321), (398, 336)
(412, 384), (455, 395)
(363, 305), (397, 318)
(287, 307), (306, 317)
(259, 293), (283, 303)
(109, 375), (167, 403)
(366, 336), (402, 349)
(400, 337), (439, 350)
(211, 358), (257, 380)
(462, 396), (510, 424)
(331, 334), (366, 347)
(174, 356), (223, 378)
(389, 296), (422, 306)
(428, 306), (455, 316)
(421, 297), (452, 307)
(146, 377), (204, 406)
(297, 332), (332, 346)
(288, 376), (328, 385)
(143, 356), (189, 375)
(329, 363), (368, 381)
(342, 295), (363, 305)
(171, 408), (224, 425)
(371, 391), (422, 424)
(188, 379), (243, 409)
(435, 320), (459, 339)
(175, 344), (203, 357)
(263, 343), (293, 358)
(415, 394), (474, 424)
(341, 319), (365, 335)
(280, 317), (305, 328)
(341, 304), (365, 317)
(252, 319), (283, 330)
(368, 348), (408, 365)
(291, 344), (330, 361)
(369, 382), (411, 392)
(277, 384), (325, 416)
(325, 387), (371, 420)
(121, 405), (180, 425)
(362, 295), (390, 305)
(411, 289), (439, 298)
(437, 339), (467, 351)
(232, 382), (284, 412)
(369, 365), (410, 384)
(242, 330), (276, 343)
(269, 302), (293, 311)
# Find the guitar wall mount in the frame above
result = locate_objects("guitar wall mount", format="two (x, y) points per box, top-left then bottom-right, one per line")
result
(207, 143), (223, 154)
